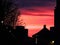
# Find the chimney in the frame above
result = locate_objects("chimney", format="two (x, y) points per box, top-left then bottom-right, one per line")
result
(44, 25), (46, 28)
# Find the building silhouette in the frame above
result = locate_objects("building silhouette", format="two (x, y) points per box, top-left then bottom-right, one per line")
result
(54, 0), (60, 45)
(27, 37), (36, 45)
(50, 27), (55, 40)
(54, 0), (60, 32)
(15, 26), (28, 45)
(32, 25), (51, 45)
(0, 24), (56, 45)
(0, 25), (17, 45)
(0, 24), (29, 45)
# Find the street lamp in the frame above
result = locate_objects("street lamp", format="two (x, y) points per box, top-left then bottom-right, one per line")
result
(1, 21), (3, 24)
(52, 41), (54, 43)
(50, 40), (54, 45)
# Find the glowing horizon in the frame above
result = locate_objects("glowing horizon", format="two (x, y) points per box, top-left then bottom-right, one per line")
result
(17, 6), (54, 37)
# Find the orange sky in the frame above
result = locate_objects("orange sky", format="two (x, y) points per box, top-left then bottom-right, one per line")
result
(17, 7), (54, 37)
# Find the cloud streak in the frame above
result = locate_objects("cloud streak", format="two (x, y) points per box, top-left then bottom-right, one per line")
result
(20, 7), (54, 16)
(13, 0), (56, 8)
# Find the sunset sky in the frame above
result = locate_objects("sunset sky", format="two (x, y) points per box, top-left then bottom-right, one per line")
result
(14, 0), (56, 37)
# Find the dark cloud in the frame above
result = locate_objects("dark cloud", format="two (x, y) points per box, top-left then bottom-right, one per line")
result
(23, 14), (53, 16)
(13, 0), (56, 8)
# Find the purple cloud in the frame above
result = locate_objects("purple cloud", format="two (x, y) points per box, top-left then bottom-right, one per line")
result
(13, 0), (56, 8)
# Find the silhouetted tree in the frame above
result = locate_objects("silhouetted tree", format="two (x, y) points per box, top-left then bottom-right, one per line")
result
(0, 0), (20, 27)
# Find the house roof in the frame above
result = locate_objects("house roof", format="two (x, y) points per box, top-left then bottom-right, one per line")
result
(32, 25), (50, 37)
